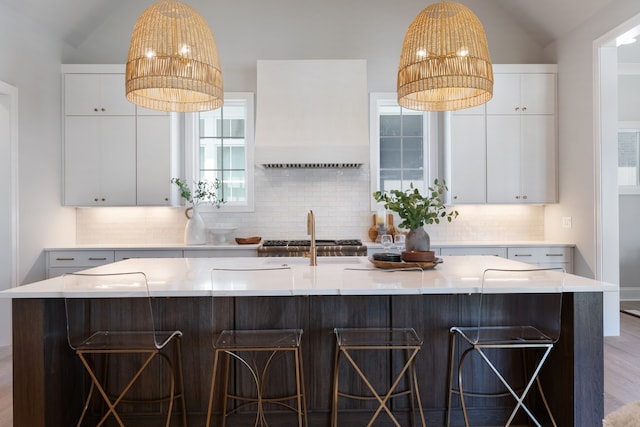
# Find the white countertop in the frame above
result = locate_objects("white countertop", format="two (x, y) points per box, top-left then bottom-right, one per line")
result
(44, 240), (574, 251)
(44, 243), (261, 250)
(2, 255), (614, 298)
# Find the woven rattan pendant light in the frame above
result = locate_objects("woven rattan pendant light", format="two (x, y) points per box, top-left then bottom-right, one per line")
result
(397, 1), (493, 111)
(126, 0), (223, 112)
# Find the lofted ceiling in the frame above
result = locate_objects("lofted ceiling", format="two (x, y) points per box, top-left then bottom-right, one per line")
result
(0, 0), (623, 49)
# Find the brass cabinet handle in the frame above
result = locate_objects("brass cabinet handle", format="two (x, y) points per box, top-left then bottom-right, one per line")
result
(514, 254), (533, 257)
(546, 253), (564, 257)
(515, 107), (520, 111)
(88, 257), (107, 261)
(523, 195), (528, 199)
(522, 107), (527, 111)
(55, 257), (75, 261)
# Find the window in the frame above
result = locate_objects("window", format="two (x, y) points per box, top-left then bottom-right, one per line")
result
(369, 93), (438, 206)
(186, 93), (254, 211)
(618, 123), (640, 193)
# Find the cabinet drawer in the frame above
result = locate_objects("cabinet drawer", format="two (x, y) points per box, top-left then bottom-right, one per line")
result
(441, 247), (507, 257)
(48, 250), (115, 267)
(507, 247), (571, 263)
(115, 250), (183, 261)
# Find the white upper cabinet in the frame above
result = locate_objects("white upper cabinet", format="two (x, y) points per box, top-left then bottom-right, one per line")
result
(64, 116), (136, 206)
(445, 65), (557, 205)
(64, 73), (135, 116)
(486, 65), (557, 204)
(136, 115), (173, 205)
(486, 72), (556, 115)
(62, 65), (176, 207)
(447, 106), (487, 204)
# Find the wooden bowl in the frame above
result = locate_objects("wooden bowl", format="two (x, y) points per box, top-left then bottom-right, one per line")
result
(401, 250), (435, 263)
(235, 237), (262, 245)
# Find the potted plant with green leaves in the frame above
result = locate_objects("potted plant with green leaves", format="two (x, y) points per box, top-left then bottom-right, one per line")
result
(171, 178), (223, 245)
(373, 179), (458, 252)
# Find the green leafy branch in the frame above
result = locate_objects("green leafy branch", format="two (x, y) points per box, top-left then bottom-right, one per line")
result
(373, 179), (458, 230)
(171, 178), (224, 208)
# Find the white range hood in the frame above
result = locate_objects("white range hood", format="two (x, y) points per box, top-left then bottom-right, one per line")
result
(255, 59), (369, 168)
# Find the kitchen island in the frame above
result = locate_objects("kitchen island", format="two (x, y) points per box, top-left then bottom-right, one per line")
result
(3, 256), (615, 426)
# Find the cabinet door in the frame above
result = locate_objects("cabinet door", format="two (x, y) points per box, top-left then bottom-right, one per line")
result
(64, 116), (136, 206)
(486, 73), (520, 115)
(65, 74), (134, 116)
(449, 114), (486, 203)
(520, 115), (556, 203)
(136, 115), (172, 205)
(100, 117), (136, 205)
(487, 73), (555, 115)
(64, 117), (101, 205)
(486, 115), (521, 203)
(520, 73), (555, 115)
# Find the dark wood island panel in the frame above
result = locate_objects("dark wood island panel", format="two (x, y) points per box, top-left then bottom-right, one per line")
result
(12, 292), (603, 426)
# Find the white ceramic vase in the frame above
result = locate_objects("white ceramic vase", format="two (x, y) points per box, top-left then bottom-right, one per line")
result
(184, 205), (206, 245)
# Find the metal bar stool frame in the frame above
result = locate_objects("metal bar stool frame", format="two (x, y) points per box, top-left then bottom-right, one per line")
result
(206, 266), (307, 427)
(445, 267), (565, 427)
(332, 327), (427, 427)
(206, 329), (307, 427)
(63, 272), (188, 427)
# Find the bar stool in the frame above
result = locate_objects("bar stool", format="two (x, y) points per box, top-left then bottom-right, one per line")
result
(446, 268), (565, 427)
(62, 272), (187, 427)
(206, 267), (307, 427)
(332, 327), (426, 427)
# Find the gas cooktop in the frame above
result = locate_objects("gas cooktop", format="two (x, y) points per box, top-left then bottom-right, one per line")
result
(262, 239), (363, 247)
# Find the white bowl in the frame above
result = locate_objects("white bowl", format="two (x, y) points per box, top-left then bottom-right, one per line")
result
(208, 226), (237, 244)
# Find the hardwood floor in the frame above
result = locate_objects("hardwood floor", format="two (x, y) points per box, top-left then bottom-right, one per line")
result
(0, 346), (11, 427)
(0, 311), (638, 426)
(605, 304), (640, 415)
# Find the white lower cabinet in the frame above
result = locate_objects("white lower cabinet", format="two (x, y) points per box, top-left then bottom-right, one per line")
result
(440, 247), (508, 257)
(47, 250), (115, 278)
(507, 246), (573, 273)
(435, 245), (573, 273)
(114, 250), (183, 261)
(46, 248), (259, 278)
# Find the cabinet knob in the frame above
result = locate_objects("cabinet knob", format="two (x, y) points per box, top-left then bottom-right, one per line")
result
(101, 198), (106, 202)
(165, 197), (169, 201)
(523, 195), (528, 199)
(515, 107), (520, 111)
(93, 108), (98, 112)
(453, 195), (458, 200)
(522, 107), (527, 111)
(94, 198), (99, 202)
(101, 108), (106, 112)
(515, 195), (520, 199)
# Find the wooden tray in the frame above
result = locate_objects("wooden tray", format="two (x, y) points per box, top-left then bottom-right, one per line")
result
(368, 257), (442, 270)
(235, 237), (262, 245)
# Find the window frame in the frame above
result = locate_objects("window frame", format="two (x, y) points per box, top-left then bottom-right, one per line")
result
(184, 92), (255, 212)
(618, 121), (640, 195)
(369, 92), (439, 210)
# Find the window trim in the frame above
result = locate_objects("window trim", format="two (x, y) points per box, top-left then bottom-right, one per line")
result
(618, 120), (640, 195)
(369, 92), (439, 210)
(185, 92), (255, 212)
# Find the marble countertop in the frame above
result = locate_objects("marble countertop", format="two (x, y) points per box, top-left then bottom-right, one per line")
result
(43, 240), (575, 251)
(2, 255), (615, 298)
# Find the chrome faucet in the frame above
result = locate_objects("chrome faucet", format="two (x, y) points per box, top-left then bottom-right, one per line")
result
(307, 210), (317, 266)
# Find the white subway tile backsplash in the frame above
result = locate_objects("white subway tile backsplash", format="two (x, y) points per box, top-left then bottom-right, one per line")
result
(76, 167), (545, 244)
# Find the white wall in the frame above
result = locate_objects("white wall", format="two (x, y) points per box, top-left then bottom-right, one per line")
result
(0, 4), (76, 286)
(545, 0), (640, 280)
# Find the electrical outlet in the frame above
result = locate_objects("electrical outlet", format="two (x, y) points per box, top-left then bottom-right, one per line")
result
(562, 216), (572, 229)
